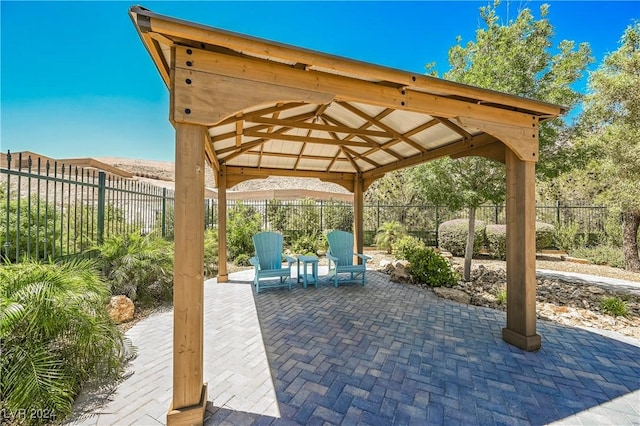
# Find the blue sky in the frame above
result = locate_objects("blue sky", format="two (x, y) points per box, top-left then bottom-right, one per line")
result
(1, 1), (638, 162)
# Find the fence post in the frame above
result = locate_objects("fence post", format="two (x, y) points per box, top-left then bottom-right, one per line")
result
(494, 205), (499, 224)
(435, 205), (440, 247)
(97, 171), (106, 245)
(556, 200), (561, 226)
(376, 200), (380, 231)
(319, 200), (324, 232)
(161, 188), (167, 238)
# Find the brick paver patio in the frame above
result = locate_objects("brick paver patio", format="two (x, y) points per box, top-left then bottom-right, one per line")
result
(70, 268), (640, 425)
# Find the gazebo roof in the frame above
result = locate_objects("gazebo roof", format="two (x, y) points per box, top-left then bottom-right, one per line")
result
(129, 6), (565, 190)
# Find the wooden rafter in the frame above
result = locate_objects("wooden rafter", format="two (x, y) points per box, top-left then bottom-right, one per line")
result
(246, 116), (393, 138)
(433, 116), (473, 140)
(337, 102), (427, 153)
(211, 102), (307, 127)
(243, 129), (377, 148)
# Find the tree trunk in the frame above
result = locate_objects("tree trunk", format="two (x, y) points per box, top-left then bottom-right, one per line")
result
(464, 207), (476, 281)
(622, 211), (640, 272)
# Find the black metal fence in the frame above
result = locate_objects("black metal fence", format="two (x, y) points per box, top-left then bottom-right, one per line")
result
(1, 152), (174, 262)
(203, 199), (610, 247)
(2, 151), (611, 262)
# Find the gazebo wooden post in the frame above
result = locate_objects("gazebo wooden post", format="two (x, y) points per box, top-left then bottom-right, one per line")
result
(353, 174), (364, 262)
(502, 148), (541, 351)
(167, 123), (208, 425)
(217, 165), (228, 283)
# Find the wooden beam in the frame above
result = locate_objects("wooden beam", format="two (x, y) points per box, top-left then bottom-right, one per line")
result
(211, 102), (307, 127)
(243, 129), (377, 148)
(337, 102), (427, 153)
(211, 112), (316, 144)
(456, 116), (539, 162)
(362, 133), (499, 179)
(226, 165), (354, 182)
(168, 123), (207, 425)
(503, 148), (541, 351)
(451, 141), (506, 163)
(172, 46), (540, 128)
(246, 116), (394, 138)
(135, 8), (565, 117)
(433, 116), (473, 140)
(353, 174), (364, 261)
(217, 166), (228, 282)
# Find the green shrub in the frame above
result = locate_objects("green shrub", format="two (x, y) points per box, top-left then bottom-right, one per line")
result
(554, 222), (587, 251)
(289, 198), (320, 237)
(203, 228), (219, 277)
(290, 234), (319, 256)
(228, 202), (262, 260)
(405, 247), (460, 287)
(496, 288), (507, 305)
(234, 253), (251, 267)
(437, 219), (486, 257)
(94, 232), (174, 307)
(266, 199), (288, 232)
(535, 222), (556, 249)
(323, 200), (353, 232)
(0, 196), (60, 262)
(374, 221), (407, 254)
(0, 259), (125, 423)
(599, 296), (628, 317)
(571, 246), (625, 269)
(485, 224), (507, 260)
(392, 235), (426, 260)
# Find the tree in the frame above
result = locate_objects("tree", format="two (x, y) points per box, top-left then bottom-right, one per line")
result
(577, 22), (640, 271)
(412, 158), (504, 280)
(410, 1), (592, 280)
(445, 1), (592, 179)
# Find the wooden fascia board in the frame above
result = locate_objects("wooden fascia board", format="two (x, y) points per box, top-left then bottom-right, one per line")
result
(132, 7), (565, 117)
(362, 133), (500, 179)
(173, 47), (539, 129)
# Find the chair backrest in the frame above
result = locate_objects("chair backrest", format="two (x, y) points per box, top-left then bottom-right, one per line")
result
(327, 230), (354, 266)
(253, 232), (284, 270)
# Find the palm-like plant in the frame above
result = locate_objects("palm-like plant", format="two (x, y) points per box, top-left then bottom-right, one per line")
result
(95, 232), (174, 306)
(0, 259), (125, 423)
(374, 221), (407, 254)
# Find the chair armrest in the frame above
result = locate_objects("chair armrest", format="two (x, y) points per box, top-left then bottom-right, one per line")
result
(284, 255), (296, 265)
(355, 253), (372, 263)
(249, 257), (260, 268)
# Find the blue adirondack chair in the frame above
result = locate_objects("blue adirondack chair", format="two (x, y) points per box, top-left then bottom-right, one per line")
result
(326, 230), (371, 287)
(249, 231), (295, 293)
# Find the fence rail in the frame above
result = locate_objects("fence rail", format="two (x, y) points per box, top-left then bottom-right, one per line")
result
(2, 151), (611, 262)
(1, 152), (175, 262)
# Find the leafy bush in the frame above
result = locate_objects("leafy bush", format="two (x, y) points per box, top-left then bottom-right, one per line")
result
(266, 199), (288, 232)
(234, 253), (251, 267)
(535, 222), (556, 249)
(203, 228), (219, 277)
(94, 232), (174, 307)
(392, 235), (426, 260)
(571, 246), (626, 269)
(289, 198), (320, 237)
(0, 259), (125, 423)
(228, 202), (262, 260)
(554, 222), (587, 251)
(405, 247), (460, 287)
(496, 288), (507, 305)
(485, 224), (507, 260)
(437, 219), (486, 256)
(290, 234), (319, 256)
(599, 296), (628, 317)
(0, 196), (60, 262)
(323, 200), (353, 232)
(374, 221), (407, 254)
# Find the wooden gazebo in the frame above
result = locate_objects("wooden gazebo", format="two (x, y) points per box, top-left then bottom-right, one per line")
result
(129, 6), (565, 424)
